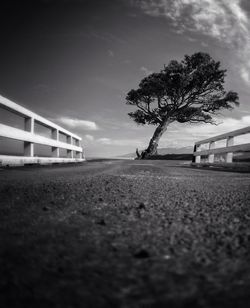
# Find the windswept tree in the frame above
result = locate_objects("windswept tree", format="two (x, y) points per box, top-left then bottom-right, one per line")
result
(126, 52), (239, 159)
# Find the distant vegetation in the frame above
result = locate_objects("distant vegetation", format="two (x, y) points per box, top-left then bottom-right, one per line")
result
(143, 154), (193, 160)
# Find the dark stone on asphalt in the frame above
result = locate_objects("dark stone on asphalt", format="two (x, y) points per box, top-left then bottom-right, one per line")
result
(133, 249), (150, 259)
(96, 218), (106, 226)
(138, 202), (146, 210)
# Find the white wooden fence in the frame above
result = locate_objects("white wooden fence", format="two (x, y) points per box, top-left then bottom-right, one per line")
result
(193, 126), (250, 164)
(0, 95), (85, 166)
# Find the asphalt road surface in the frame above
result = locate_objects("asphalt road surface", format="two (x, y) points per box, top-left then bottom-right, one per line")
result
(1, 159), (250, 308)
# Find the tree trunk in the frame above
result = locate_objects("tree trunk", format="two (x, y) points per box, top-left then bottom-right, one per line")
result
(140, 120), (169, 159)
(136, 148), (140, 159)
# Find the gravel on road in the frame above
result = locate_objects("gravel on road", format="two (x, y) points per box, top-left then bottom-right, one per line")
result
(1, 160), (250, 308)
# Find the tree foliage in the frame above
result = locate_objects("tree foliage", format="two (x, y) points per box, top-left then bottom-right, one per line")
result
(126, 52), (239, 128)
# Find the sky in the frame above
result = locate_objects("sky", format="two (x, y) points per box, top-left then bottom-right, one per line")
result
(0, 0), (250, 157)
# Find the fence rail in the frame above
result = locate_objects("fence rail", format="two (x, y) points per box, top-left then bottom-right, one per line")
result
(0, 95), (85, 166)
(193, 126), (250, 164)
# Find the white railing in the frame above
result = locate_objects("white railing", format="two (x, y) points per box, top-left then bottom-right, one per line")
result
(193, 126), (250, 164)
(0, 95), (85, 166)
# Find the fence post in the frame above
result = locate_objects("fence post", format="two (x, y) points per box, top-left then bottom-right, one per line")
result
(67, 136), (73, 158)
(226, 136), (234, 163)
(75, 139), (81, 158)
(51, 128), (59, 158)
(208, 141), (215, 163)
(24, 117), (34, 157)
(192, 144), (196, 163)
(195, 144), (201, 163)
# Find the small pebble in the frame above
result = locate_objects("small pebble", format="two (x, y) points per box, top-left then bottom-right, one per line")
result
(134, 249), (150, 259)
(138, 202), (146, 210)
(163, 255), (171, 260)
(96, 219), (106, 226)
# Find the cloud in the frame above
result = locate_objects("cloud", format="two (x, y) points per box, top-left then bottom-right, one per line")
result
(132, 0), (250, 84)
(187, 37), (197, 42)
(241, 67), (250, 83)
(57, 117), (99, 131)
(84, 134), (94, 141)
(201, 41), (208, 48)
(128, 12), (137, 18)
(97, 138), (111, 145)
(140, 66), (153, 75)
(89, 30), (126, 44)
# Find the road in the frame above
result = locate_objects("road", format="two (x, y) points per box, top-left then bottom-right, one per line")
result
(1, 159), (250, 308)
